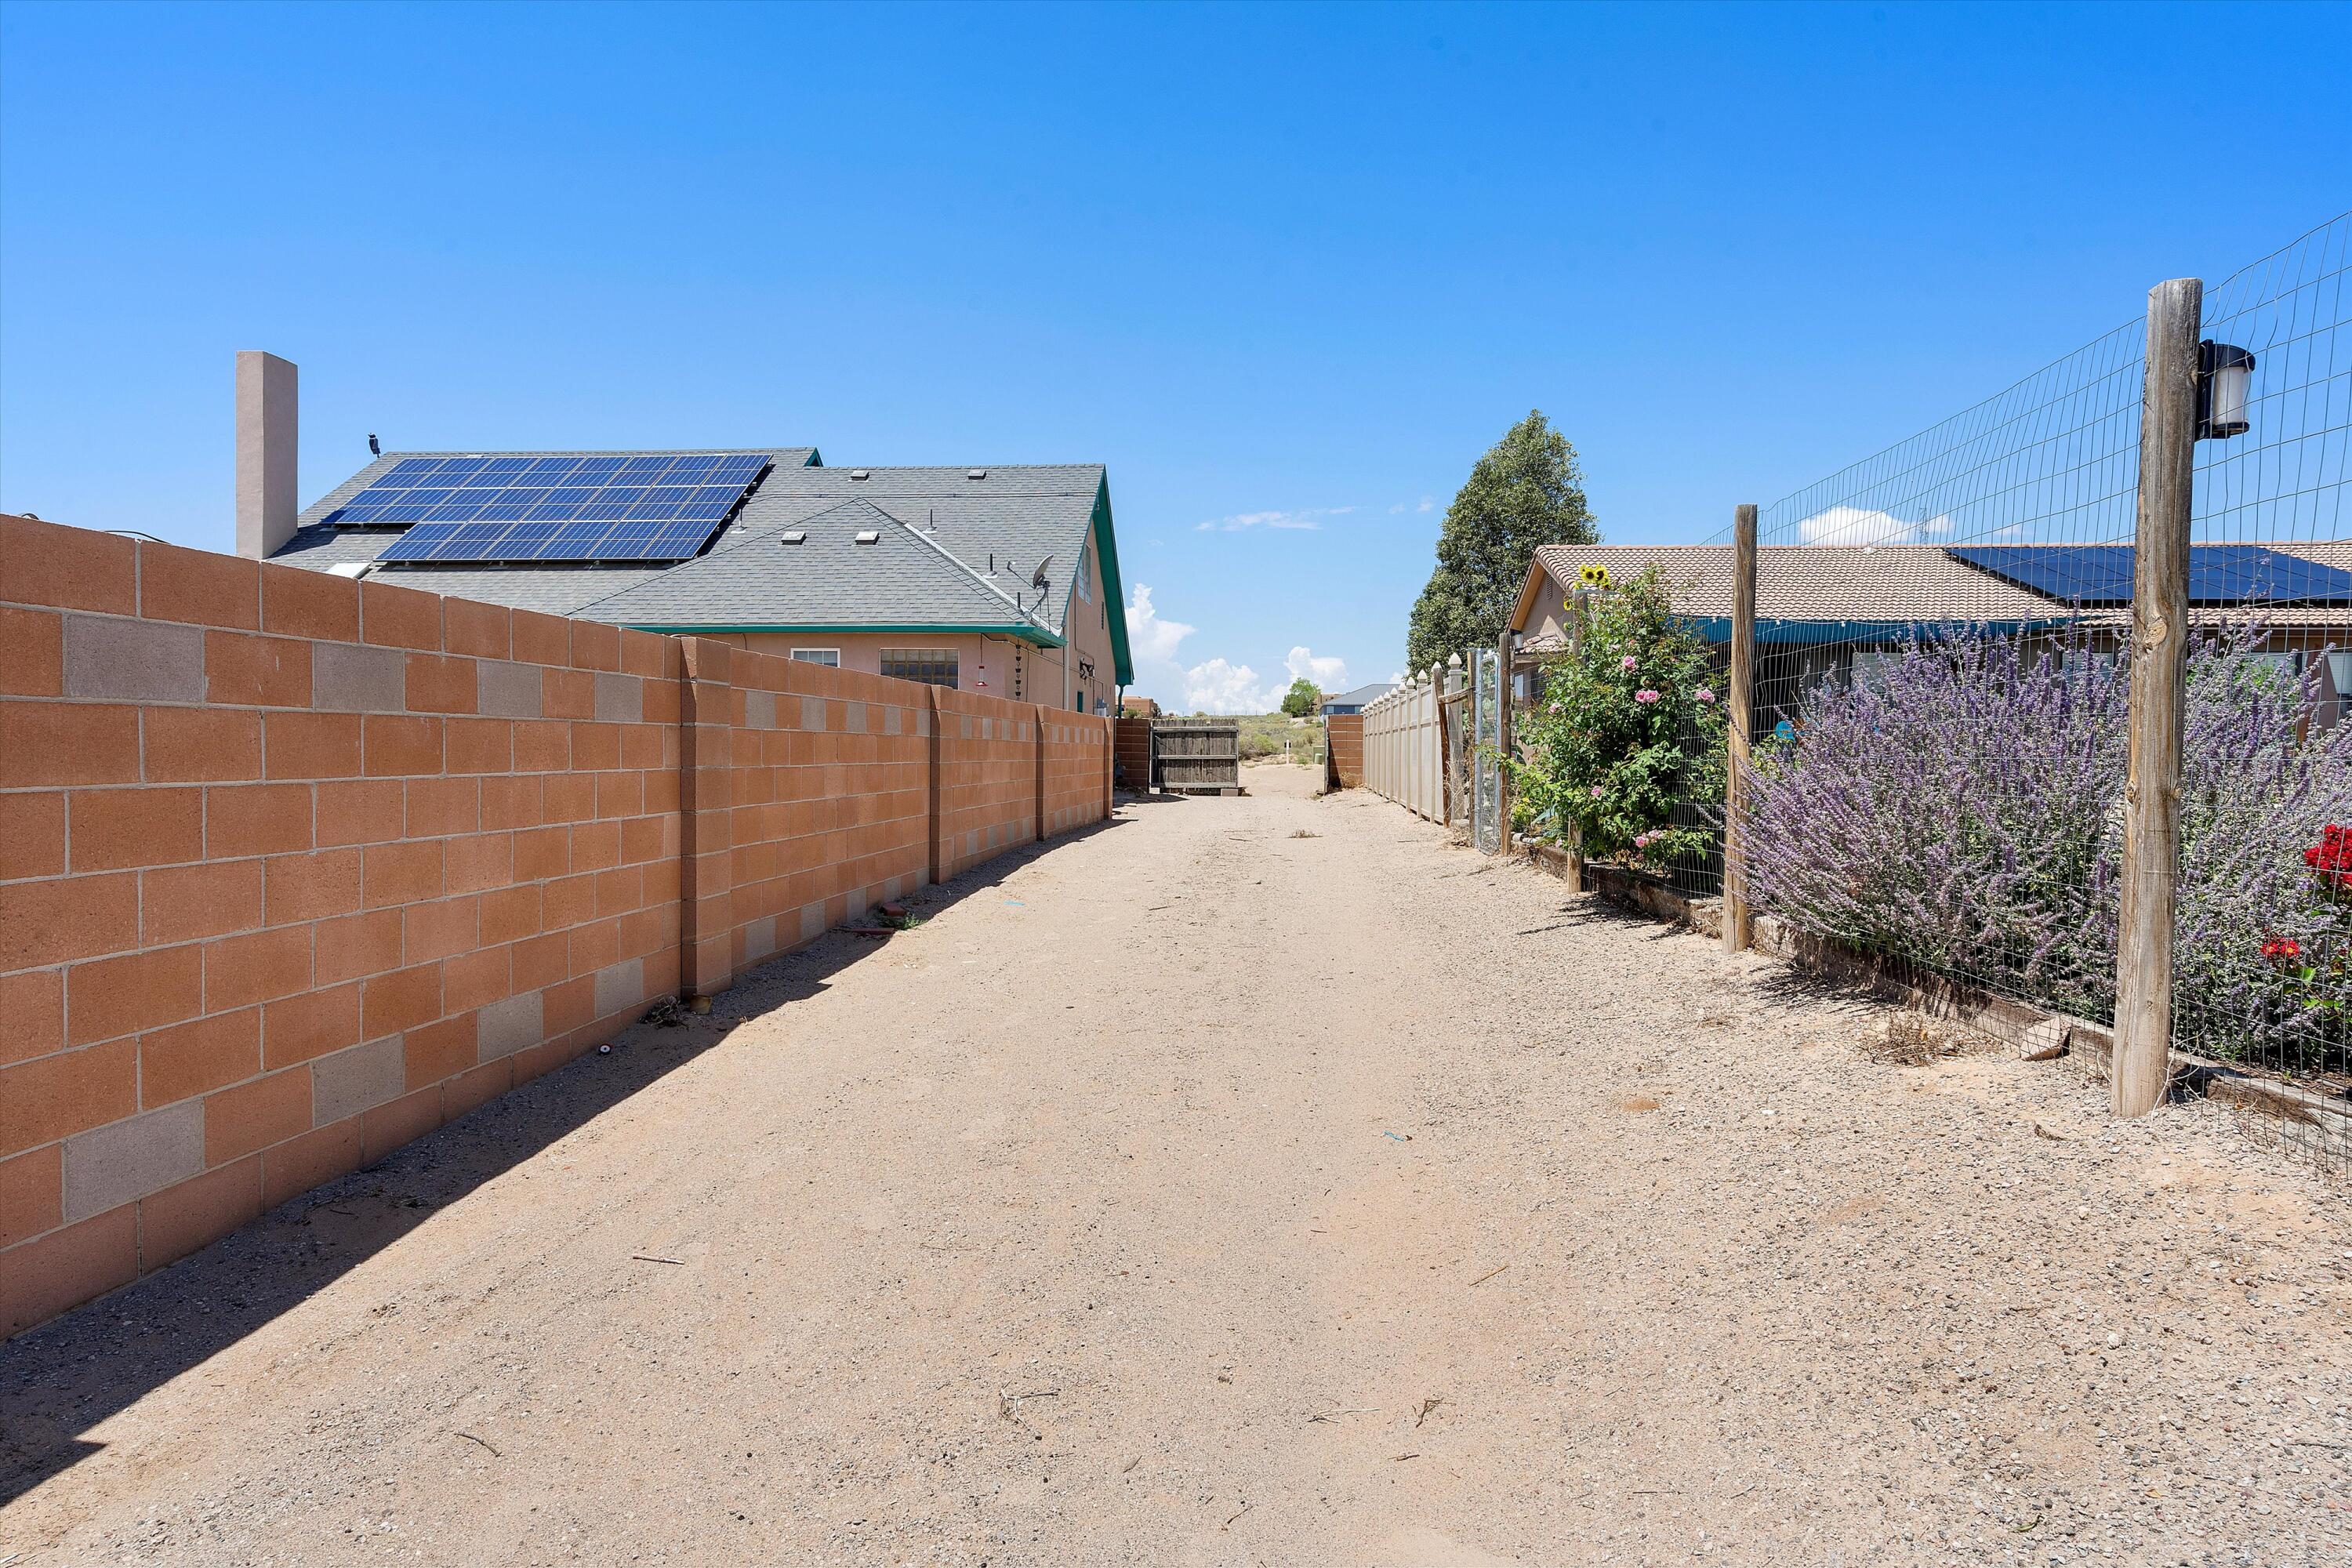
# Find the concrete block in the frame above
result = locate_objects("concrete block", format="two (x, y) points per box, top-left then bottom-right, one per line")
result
(799, 902), (826, 942)
(744, 691), (775, 730)
(311, 1036), (405, 1124)
(476, 660), (543, 719)
(743, 915), (776, 960)
(61, 1100), (204, 1224)
(593, 673), (642, 724)
(312, 642), (408, 713)
(63, 615), (205, 702)
(845, 701), (866, 735)
(593, 957), (643, 1021)
(883, 705), (901, 736)
(799, 695), (826, 732)
(477, 991), (543, 1062)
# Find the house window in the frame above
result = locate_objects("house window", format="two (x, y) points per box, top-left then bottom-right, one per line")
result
(790, 648), (840, 667)
(880, 648), (958, 688)
(1076, 544), (1093, 603)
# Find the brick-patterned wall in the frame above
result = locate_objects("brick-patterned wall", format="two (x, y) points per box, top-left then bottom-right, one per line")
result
(1040, 713), (1112, 836)
(1112, 716), (1152, 790)
(932, 688), (1037, 881)
(0, 517), (1124, 1339)
(684, 641), (936, 989)
(1325, 713), (1364, 789)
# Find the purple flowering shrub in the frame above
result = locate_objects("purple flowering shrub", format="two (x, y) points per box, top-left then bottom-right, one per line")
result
(1736, 625), (2352, 1068)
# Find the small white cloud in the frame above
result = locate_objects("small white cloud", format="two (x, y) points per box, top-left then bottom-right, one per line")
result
(1387, 670), (1403, 684)
(1196, 506), (1354, 532)
(1796, 505), (1955, 546)
(1182, 658), (1279, 713)
(1417, 496), (1435, 513)
(1126, 584), (1194, 665)
(1284, 645), (1348, 688)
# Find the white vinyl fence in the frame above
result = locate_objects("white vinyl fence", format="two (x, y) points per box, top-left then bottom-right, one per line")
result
(1361, 677), (1444, 821)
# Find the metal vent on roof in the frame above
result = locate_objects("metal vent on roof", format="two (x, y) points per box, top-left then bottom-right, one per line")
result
(851, 468), (870, 481)
(779, 530), (806, 544)
(967, 467), (986, 480)
(855, 529), (881, 544)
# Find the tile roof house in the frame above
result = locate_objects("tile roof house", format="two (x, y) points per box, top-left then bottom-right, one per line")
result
(1512, 540), (2352, 724)
(238, 357), (1131, 713)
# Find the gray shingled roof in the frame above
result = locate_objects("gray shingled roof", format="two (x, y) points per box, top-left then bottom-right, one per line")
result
(267, 450), (1117, 646)
(577, 498), (1047, 631)
(1320, 682), (1398, 710)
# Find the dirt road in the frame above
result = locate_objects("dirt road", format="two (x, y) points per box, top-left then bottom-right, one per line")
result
(4, 763), (2348, 1566)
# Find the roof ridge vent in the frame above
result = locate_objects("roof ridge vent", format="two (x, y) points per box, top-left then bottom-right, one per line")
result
(851, 468), (870, 481)
(967, 467), (986, 480)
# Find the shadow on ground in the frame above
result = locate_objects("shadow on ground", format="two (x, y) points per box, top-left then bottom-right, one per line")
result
(0, 815), (1126, 1506)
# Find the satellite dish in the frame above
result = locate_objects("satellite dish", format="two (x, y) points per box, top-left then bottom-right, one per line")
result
(1031, 554), (1053, 591)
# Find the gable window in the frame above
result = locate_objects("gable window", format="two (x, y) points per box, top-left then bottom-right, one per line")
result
(880, 648), (958, 688)
(1076, 543), (1093, 603)
(789, 648), (840, 667)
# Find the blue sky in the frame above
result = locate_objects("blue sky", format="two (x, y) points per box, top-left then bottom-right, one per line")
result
(3, 2), (2346, 710)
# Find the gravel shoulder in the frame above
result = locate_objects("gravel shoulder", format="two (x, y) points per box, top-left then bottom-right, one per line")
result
(2, 762), (2347, 1566)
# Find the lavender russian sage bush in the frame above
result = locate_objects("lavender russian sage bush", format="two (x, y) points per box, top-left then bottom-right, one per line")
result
(1736, 625), (2352, 1069)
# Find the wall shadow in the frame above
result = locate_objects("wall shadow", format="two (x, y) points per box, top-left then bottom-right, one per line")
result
(0, 815), (1123, 1507)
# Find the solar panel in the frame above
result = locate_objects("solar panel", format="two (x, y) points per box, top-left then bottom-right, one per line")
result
(333, 452), (768, 558)
(1946, 545), (2351, 605)
(376, 516), (743, 565)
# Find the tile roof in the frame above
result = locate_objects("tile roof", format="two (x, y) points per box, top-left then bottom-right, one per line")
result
(1530, 544), (2063, 624)
(1523, 541), (2352, 637)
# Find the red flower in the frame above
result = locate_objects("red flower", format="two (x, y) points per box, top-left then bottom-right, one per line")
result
(2261, 936), (2303, 964)
(2307, 824), (2352, 892)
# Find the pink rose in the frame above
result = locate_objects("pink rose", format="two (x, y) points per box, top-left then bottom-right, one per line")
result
(1635, 689), (1661, 704)
(1695, 688), (1716, 704)
(1590, 786), (1605, 799)
(1620, 655), (1638, 670)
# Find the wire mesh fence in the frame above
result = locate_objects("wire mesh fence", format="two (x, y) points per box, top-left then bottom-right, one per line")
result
(1722, 215), (2349, 1127)
(1488, 213), (2351, 1146)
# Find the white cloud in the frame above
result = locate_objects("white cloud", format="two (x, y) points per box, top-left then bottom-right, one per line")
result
(1796, 505), (1956, 546)
(1284, 645), (1348, 688)
(1182, 658), (1279, 714)
(1125, 583), (1194, 665)
(1196, 506), (1355, 532)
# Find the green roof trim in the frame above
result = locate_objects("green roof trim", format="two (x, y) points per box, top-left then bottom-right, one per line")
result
(1089, 474), (1134, 685)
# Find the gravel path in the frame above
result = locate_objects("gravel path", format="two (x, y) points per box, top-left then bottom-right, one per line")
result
(2, 763), (2347, 1566)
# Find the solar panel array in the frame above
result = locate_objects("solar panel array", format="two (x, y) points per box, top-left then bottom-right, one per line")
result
(1947, 543), (2352, 605)
(339, 453), (770, 564)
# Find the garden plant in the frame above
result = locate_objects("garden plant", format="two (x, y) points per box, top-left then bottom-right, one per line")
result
(1734, 624), (2352, 1071)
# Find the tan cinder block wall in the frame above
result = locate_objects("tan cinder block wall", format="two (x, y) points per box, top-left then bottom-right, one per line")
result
(0, 516), (1121, 1339)
(1039, 713), (1112, 837)
(1325, 713), (1365, 788)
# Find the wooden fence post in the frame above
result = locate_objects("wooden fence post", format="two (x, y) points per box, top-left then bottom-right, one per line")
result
(1723, 503), (1759, 954)
(1495, 627), (1514, 857)
(2114, 277), (2201, 1118)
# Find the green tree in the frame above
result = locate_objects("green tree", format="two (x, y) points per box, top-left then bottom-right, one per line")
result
(1406, 409), (1596, 673)
(1279, 677), (1322, 718)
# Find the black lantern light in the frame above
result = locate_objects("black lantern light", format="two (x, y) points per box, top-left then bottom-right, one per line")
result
(2196, 340), (2256, 440)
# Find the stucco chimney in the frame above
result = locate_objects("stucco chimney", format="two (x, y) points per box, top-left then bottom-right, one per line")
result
(235, 350), (299, 560)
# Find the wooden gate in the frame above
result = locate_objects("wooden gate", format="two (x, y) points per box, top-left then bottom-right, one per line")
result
(1152, 720), (1240, 794)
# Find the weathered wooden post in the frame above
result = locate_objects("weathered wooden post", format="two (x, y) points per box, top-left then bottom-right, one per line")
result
(1722, 503), (1759, 954)
(2114, 277), (2201, 1119)
(1495, 627), (1514, 857)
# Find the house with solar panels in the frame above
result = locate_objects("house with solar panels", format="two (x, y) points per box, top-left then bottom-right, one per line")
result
(1510, 540), (2352, 727)
(235, 354), (1132, 713)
